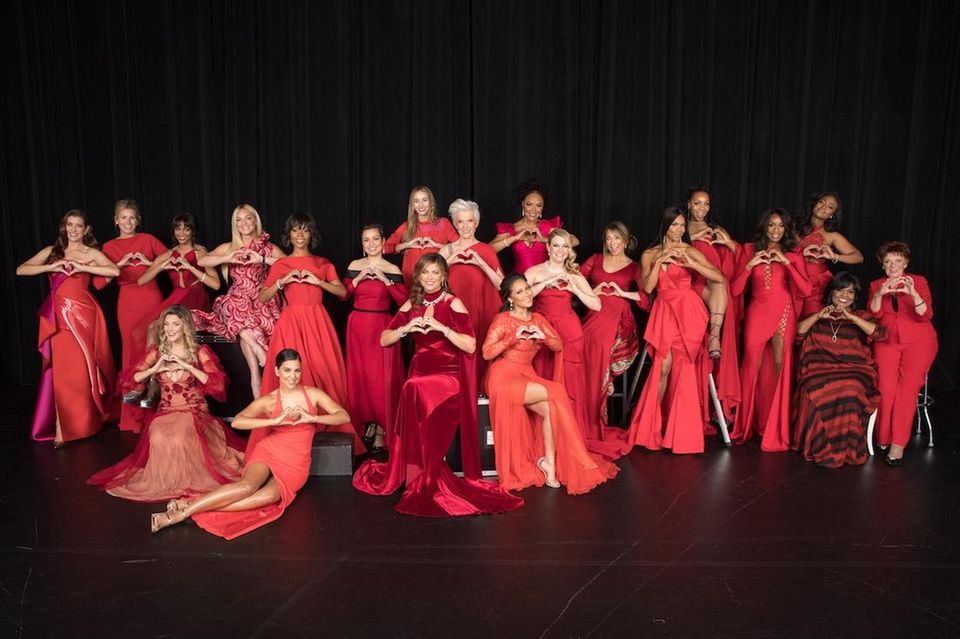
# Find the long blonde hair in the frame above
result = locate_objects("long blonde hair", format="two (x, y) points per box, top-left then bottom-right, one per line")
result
(401, 186), (437, 242)
(156, 305), (199, 363)
(228, 203), (264, 251)
(547, 228), (580, 274)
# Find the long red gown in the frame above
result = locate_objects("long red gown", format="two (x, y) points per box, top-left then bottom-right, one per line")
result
(87, 345), (245, 500)
(384, 219), (459, 287)
(192, 386), (319, 540)
(795, 229), (833, 317)
(259, 255), (364, 452)
(579, 254), (648, 459)
(445, 241), (503, 382)
(31, 271), (116, 443)
(483, 312), (619, 494)
(625, 263), (709, 454)
(495, 216), (563, 273)
(352, 293), (524, 517)
(343, 269), (407, 446)
(730, 246), (811, 451)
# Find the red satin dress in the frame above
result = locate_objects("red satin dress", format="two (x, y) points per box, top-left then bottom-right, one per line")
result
(192, 386), (319, 540)
(259, 255), (364, 452)
(483, 312), (619, 494)
(731, 246), (811, 451)
(384, 219), (459, 287)
(30, 271), (116, 443)
(87, 346), (245, 500)
(625, 263), (709, 454)
(343, 270), (407, 445)
(352, 293), (524, 517)
(446, 241), (503, 381)
(795, 229), (832, 317)
(579, 255), (648, 459)
(495, 216), (563, 273)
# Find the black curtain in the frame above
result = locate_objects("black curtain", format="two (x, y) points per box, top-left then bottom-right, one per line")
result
(2, 0), (958, 387)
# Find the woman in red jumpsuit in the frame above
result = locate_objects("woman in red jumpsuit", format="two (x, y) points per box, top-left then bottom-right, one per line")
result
(384, 186), (458, 287)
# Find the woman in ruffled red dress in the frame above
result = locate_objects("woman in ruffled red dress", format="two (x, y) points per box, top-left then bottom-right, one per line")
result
(88, 306), (245, 500)
(17, 210), (119, 445)
(150, 348), (351, 538)
(731, 209), (811, 451)
(194, 204), (284, 398)
(625, 208), (724, 454)
(384, 186), (458, 287)
(344, 224), (407, 450)
(483, 274), (619, 494)
(353, 255), (523, 517)
(491, 181), (579, 274)
(258, 213), (363, 452)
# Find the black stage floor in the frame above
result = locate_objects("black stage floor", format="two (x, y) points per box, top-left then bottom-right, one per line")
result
(1, 386), (958, 638)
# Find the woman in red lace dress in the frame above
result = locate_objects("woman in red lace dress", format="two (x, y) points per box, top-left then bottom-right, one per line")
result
(483, 274), (619, 494)
(384, 186), (459, 287)
(352, 255), (524, 517)
(88, 306), (245, 500)
(17, 210), (119, 445)
(491, 181), (579, 273)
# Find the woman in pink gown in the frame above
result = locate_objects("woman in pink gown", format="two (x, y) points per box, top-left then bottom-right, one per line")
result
(88, 306), (245, 501)
(491, 181), (579, 273)
(384, 186), (459, 287)
(150, 348), (352, 538)
(353, 255), (524, 517)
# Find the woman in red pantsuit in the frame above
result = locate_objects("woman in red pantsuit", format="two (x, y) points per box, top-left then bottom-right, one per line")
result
(17, 210), (119, 444)
(150, 348), (351, 538)
(344, 224), (407, 450)
(491, 181), (579, 274)
(731, 209), (811, 451)
(625, 208), (724, 454)
(867, 241), (938, 466)
(384, 186), (459, 287)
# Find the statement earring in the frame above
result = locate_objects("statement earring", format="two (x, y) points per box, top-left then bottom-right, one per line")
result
(508, 299), (514, 310)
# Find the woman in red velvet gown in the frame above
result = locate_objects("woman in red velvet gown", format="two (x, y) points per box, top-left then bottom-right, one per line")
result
(491, 181), (578, 273)
(88, 306), (245, 500)
(353, 255), (524, 517)
(579, 222), (649, 459)
(483, 274), (619, 494)
(731, 209), (812, 451)
(384, 186), (459, 287)
(440, 198), (504, 381)
(150, 348), (351, 537)
(17, 210), (119, 445)
(794, 192), (864, 317)
(625, 208), (724, 454)
(258, 213), (363, 453)
(194, 204), (284, 398)
(344, 224), (407, 450)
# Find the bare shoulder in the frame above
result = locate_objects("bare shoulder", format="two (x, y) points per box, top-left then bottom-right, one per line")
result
(449, 296), (467, 313)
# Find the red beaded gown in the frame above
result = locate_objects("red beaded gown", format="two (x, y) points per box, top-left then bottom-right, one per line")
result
(730, 246), (811, 451)
(384, 219), (459, 287)
(483, 312), (619, 494)
(625, 263), (709, 454)
(352, 293), (524, 517)
(446, 242), (503, 381)
(495, 216), (563, 273)
(795, 229), (832, 317)
(88, 346), (244, 500)
(579, 255), (649, 459)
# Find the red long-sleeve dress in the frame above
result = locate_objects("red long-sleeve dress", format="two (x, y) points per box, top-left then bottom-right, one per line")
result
(383, 219), (459, 287)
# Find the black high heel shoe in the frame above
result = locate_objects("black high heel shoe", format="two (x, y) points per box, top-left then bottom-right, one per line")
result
(883, 455), (903, 467)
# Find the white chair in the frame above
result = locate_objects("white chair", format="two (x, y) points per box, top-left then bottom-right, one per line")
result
(865, 373), (933, 455)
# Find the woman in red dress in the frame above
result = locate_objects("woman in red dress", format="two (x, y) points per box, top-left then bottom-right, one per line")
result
(17, 210), (119, 444)
(483, 274), (619, 494)
(579, 222), (649, 459)
(625, 208), (724, 454)
(150, 348), (351, 538)
(194, 204), (284, 398)
(491, 181), (579, 274)
(258, 213), (363, 452)
(344, 224), (408, 450)
(352, 255), (523, 517)
(440, 198), (504, 381)
(867, 241), (938, 466)
(88, 306), (245, 500)
(384, 186), (459, 287)
(794, 192), (864, 317)
(731, 209), (812, 451)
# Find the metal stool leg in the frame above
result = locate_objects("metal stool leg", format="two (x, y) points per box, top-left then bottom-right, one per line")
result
(919, 374), (934, 447)
(866, 409), (877, 456)
(707, 373), (731, 446)
(622, 345), (649, 422)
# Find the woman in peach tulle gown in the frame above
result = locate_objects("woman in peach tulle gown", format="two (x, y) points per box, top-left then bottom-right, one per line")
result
(483, 275), (619, 494)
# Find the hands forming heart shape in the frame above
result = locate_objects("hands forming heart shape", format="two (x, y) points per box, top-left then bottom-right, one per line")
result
(597, 283), (616, 295)
(552, 278), (570, 290)
(516, 325), (542, 340)
(61, 261), (76, 275)
(802, 244), (830, 260)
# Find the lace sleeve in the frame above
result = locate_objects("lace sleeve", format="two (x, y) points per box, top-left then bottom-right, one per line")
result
(481, 314), (518, 361)
(197, 346), (228, 401)
(118, 347), (160, 394)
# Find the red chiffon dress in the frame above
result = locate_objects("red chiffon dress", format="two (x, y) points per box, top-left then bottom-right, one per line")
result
(259, 255), (364, 452)
(579, 254), (649, 459)
(483, 312), (619, 494)
(625, 263), (709, 454)
(343, 269), (407, 446)
(384, 219), (459, 286)
(87, 345), (244, 501)
(192, 386), (320, 540)
(98, 233), (168, 432)
(30, 271), (116, 443)
(446, 242), (503, 381)
(495, 216), (563, 273)
(730, 246), (811, 451)
(795, 229), (833, 317)
(192, 234), (281, 352)
(352, 292), (524, 517)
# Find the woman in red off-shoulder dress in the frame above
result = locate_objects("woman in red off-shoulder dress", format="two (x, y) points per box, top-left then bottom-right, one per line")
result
(384, 186), (459, 287)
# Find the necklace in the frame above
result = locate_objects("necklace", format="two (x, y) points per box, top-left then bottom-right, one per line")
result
(545, 262), (564, 273)
(421, 291), (445, 306)
(828, 320), (844, 342)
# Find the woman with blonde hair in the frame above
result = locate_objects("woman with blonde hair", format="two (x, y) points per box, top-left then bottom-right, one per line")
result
(384, 186), (458, 287)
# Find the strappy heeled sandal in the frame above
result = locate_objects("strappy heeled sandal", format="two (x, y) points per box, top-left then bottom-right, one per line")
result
(537, 457), (561, 489)
(708, 312), (724, 359)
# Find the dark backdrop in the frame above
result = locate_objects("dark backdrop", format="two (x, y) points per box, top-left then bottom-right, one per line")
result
(2, 0), (958, 387)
